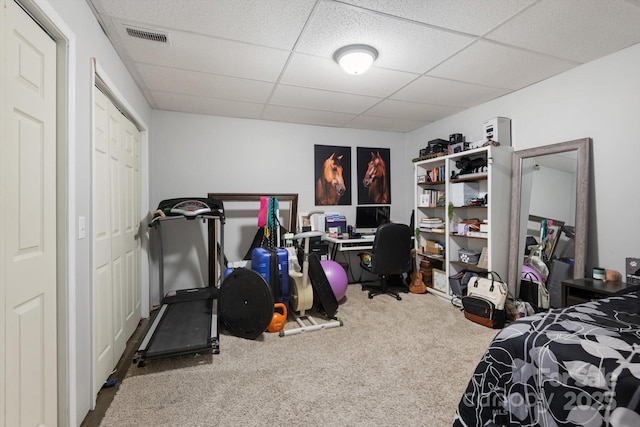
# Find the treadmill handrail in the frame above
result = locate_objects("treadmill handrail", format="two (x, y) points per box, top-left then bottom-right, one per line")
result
(149, 213), (222, 227)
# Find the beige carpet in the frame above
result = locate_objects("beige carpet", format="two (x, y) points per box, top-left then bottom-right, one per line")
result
(100, 285), (498, 427)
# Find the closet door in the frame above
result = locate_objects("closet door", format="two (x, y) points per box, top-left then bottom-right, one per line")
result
(93, 86), (141, 398)
(121, 112), (142, 346)
(1, 0), (58, 424)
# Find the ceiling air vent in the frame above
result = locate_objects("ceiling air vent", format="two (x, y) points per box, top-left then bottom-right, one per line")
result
(125, 26), (168, 43)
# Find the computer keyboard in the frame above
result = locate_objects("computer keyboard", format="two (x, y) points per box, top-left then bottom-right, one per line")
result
(361, 234), (375, 241)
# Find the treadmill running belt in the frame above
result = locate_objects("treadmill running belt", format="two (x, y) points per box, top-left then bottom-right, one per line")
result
(146, 298), (213, 358)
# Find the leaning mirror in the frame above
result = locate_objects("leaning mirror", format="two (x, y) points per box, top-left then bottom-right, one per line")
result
(508, 138), (590, 307)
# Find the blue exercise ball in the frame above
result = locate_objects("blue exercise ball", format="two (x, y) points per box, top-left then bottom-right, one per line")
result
(320, 260), (348, 301)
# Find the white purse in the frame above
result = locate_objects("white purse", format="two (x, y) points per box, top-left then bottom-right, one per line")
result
(537, 282), (550, 309)
(467, 272), (508, 310)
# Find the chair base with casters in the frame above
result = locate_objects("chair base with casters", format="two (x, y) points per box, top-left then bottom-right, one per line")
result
(361, 274), (406, 300)
(358, 223), (413, 301)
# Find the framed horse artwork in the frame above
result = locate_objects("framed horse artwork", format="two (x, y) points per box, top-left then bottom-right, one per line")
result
(357, 147), (391, 205)
(314, 144), (352, 206)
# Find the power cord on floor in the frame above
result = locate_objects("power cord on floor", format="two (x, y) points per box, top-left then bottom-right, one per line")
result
(451, 295), (464, 311)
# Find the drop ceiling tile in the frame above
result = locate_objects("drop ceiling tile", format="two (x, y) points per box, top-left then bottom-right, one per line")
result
(269, 85), (381, 114)
(92, 0), (315, 49)
(261, 105), (356, 128)
(340, 0), (536, 35)
(392, 76), (512, 108)
(365, 99), (464, 122)
(346, 115), (428, 133)
(136, 64), (275, 103)
(151, 91), (264, 118)
(296, 1), (476, 74)
(87, 0), (640, 133)
(486, 0), (640, 63)
(428, 40), (578, 90)
(281, 53), (418, 97)
(110, 18), (290, 81)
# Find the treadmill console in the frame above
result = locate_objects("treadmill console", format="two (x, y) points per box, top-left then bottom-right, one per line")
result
(152, 197), (225, 222)
(170, 199), (212, 217)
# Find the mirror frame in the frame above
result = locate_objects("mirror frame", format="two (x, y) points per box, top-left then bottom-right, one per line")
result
(508, 138), (591, 297)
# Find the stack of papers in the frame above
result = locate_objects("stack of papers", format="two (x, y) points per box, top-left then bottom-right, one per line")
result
(420, 217), (444, 231)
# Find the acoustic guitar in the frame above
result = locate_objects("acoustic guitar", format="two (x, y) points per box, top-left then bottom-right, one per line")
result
(409, 248), (427, 294)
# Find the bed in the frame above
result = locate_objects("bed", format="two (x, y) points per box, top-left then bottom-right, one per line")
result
(454, 286), (640, 427)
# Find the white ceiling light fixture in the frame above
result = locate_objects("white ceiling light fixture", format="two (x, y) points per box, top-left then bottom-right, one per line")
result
(333, 44), (378, 75)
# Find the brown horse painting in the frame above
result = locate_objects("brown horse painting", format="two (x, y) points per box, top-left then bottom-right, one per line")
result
(362, 151), (389, 204)
(316, 153), (346, 205)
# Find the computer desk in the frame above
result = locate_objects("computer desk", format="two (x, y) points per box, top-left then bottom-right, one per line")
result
(324, 236), (376, 283)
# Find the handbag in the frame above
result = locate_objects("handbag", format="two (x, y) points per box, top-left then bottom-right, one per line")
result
(537, 282), (550, 310)
(461, 295), (506, 329)
(519, 272), (550, 311)
(466, 271), (508, 310)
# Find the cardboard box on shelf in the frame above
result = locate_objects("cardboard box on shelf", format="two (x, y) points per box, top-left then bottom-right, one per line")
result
(448, 142), (468, 154)
(425, 240), (442, 255)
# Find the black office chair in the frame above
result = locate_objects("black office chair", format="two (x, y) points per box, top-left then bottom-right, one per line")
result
(360, 223), (413, 300)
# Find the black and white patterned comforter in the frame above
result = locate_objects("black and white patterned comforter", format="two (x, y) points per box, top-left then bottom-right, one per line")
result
(454, 287), (640, 427)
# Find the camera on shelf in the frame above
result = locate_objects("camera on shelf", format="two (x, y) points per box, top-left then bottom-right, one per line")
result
(454, 156), (487, 176)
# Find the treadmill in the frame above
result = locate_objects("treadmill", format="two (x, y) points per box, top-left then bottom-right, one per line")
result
(134, 197), (225, 367)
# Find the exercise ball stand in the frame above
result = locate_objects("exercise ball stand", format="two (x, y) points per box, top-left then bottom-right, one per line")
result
(280, 229), (343, 337)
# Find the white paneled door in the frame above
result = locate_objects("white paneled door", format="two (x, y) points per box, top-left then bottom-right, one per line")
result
(93, 86), (141, 399)
(1, 0), (58, 425)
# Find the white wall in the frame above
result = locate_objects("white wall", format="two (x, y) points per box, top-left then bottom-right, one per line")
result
(46, 1), (152, 425)
(405, 43), (640, 277)
(529, 165), (576, 225)
(149, 113), (406, 296)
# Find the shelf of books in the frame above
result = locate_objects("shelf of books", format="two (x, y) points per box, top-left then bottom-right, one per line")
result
(413, 145), (512, 299)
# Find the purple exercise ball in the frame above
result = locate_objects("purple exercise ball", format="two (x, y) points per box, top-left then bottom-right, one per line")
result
(320, 260), (348, 301)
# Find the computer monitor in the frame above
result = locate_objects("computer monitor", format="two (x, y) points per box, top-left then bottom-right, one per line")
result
(355, 206), (390, 235)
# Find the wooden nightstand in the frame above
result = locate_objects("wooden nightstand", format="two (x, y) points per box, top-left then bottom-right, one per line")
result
(561, 278), (629, 307)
